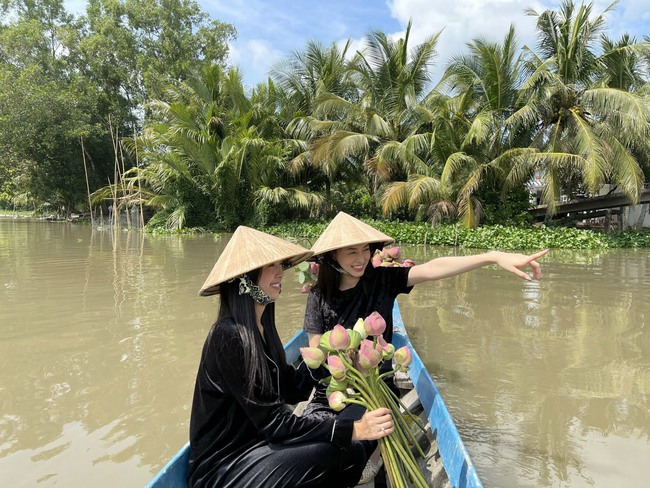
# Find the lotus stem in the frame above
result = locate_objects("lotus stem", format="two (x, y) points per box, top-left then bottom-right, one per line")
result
(380, 379), (427, 433)
(385, 433), (429, 488)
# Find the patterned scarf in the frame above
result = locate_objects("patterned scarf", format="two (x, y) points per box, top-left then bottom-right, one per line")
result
(232, 274), (273, 305)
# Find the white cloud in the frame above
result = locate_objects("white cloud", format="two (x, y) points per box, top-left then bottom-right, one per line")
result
(228, 38), (284, 88)
(371, 0), (649, 84)
(60, 0), (648, 88)
(386, 0), (546, 81)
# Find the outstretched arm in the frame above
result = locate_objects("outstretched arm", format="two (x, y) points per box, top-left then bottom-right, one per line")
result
(406, 249), (548, 286)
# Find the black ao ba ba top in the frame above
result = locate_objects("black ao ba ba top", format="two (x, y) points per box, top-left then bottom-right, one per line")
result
(187, 316), (369, 488)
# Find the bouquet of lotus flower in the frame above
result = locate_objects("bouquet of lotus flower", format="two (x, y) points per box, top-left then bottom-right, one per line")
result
(301, 312), (428, 488)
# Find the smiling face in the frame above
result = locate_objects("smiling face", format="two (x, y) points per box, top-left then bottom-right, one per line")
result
(256, 261), (285, 302)
(333, 243), (371, 279)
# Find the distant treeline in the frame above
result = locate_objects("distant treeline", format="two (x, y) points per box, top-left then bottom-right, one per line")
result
(2, 0), (649, 231)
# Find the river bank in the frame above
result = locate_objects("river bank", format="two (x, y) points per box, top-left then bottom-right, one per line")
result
(262, 220), (650, 250)
(4, 213), (650, 249)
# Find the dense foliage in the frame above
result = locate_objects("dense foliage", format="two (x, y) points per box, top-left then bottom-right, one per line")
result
(0, 0), (235, 215)
(262, 220), (650, 250)
(2, 1), (649, 232)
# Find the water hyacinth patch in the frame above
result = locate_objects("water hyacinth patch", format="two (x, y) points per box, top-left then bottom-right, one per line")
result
(300, 312), (427, 487)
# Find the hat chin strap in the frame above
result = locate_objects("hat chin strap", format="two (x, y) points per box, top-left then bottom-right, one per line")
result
(236, 274), (274, 305)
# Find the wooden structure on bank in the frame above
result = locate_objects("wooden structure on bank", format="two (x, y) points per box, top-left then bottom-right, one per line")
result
(529, 187), (650, 229)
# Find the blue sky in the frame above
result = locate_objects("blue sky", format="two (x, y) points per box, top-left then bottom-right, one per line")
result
(65, 0), (649, 89)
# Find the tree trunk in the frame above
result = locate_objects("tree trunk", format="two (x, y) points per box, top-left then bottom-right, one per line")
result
(325, 179), (331, 217)
(621, 206), (630, 230)
(635, 204), (649, 230)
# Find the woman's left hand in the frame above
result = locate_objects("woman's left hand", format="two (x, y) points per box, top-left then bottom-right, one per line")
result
(492, 249), (548, 280)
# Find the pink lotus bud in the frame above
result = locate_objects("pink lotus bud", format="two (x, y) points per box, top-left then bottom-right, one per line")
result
(327, 355), (347, 380)
(358, 341), (382, 370)
(364, 312), (387, 336)
(380, 261), (392, 267)
(300, 284), (310, 294)
(353, 318), (368, 339)
(388, 247), (401, 259)
(377, 335), (395, 360)
(328, 390), (347, 411)
(402, 259), (415, 267)
(300, 347), (325, 369)
(329, 324), (351, 351)
(309, 262), (320, 275)
(359, 339), (374, 360)
(371, 254), (382, 268)
(353, 355), (367, 375)
(394, 346), (412, 368)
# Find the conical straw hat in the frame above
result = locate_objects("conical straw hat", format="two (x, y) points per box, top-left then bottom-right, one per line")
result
(199, 226), (312, 296)
(310, 212), (394, 256)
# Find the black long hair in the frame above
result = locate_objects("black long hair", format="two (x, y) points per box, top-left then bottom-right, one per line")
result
(217, 268), (288, 400)
(316, 243), (383, 301)
(316, 252), (341, 302)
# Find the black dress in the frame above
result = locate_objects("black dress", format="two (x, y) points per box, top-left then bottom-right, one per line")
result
(188, 316), (367, 488)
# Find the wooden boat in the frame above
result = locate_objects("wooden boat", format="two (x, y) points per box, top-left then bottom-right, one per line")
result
(146, 303), (483, 487)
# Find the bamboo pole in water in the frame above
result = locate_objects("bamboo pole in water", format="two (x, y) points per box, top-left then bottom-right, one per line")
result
(118, 139), (131, 228)
(109, 116), (119, 229)
(80, 136), (94, 224)
(133, 128), (145, 228)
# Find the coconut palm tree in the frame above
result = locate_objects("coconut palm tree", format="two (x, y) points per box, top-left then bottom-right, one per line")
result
(115, 63), (232, 229)
(382, 26), (533, 226)
(598, 34), (649, 91)
(247, 80), (325, 223)
(305, 21), (440, 216)
(270, 39), (356, 117)
(507, 0), (648, 215)
(270, 40), (359, 215)
(117, 62), (325, 229)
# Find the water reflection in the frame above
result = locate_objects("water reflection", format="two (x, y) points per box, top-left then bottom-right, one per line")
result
(398, 246), (649, 488)
(0, 221), (648, 487)
(0, 221), (225, 485)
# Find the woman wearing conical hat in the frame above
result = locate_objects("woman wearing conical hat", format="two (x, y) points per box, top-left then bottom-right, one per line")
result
(304, 212), (547, 348)
(301, 212), (547, 480)
(188, 226), (394, 488)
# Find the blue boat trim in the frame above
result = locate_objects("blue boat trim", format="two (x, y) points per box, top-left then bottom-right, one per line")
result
(392, 303), (482, 488)
(145, 442), (190, 488)
(146, 303), (483, 487)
